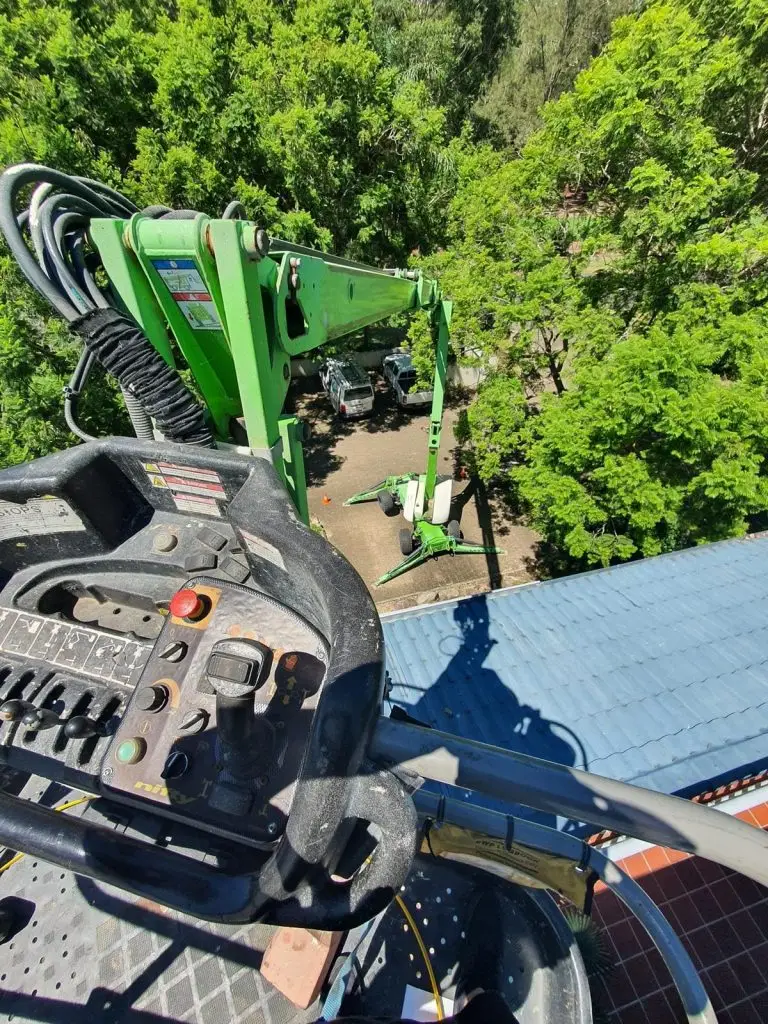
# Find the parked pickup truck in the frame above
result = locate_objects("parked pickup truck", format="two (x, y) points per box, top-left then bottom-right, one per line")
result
(382, 352), (432, 408)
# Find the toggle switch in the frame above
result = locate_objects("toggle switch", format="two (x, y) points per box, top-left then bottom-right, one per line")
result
(205, 639), (271, 695)
(159, 640), (187, 663)
(179, 707), (208, 733)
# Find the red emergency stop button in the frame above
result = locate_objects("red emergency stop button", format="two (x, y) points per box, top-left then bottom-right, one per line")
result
(170, 588), (206, 621)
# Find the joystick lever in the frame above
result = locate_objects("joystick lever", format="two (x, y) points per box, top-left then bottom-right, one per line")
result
(0, 699), (107, 737)
(204, 639), (274, 816)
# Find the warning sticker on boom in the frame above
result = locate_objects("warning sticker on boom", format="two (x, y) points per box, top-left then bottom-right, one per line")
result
(152, 259), (222, 332)
(0, 497), (85, 541)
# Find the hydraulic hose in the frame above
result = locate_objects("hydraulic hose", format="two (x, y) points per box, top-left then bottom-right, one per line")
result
(0, 163), (214, 447)
(72, 308), (213, 447)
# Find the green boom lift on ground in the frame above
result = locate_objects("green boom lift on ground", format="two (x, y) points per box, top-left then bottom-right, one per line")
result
(345, 299), (502, 585)
(90, 209), (499, 585)
(1, 162), (497, 585)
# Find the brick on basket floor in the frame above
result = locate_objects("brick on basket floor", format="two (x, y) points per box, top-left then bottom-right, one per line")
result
(591, 801), (768, 1023)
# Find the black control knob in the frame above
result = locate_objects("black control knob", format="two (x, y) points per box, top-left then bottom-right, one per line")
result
(0, 699), (34, 722)
(21, 707), (62, 730)
(159, 641), (187, 663)
(135, 685), (169, 713)
(161, 751), (190, 780)
(179, 708), (209, 734)
(64, 716), (107, 739)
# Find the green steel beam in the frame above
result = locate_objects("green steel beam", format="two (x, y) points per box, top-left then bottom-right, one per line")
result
(424, 298), (452, 502)
(88, 219), (176, 366)
(123, 215), (242, 438)
(92, 214), (440, 525)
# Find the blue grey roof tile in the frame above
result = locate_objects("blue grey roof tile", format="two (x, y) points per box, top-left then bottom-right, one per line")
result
(382, 535), (768, 832)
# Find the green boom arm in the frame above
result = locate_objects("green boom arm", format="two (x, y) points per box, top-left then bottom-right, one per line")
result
(424, 298), (452, 502)
(90, 215), (442, 523)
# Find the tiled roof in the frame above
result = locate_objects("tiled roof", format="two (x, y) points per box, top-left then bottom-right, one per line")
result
(381, 535), (768, 831)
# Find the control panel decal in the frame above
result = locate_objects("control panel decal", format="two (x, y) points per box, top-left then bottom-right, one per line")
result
(0, 608), (151, 687)
(0, 496), (85, 541)
(239, 529), (285, 571)
(151, 259), (222, 332)
(142, 462), (227, 518)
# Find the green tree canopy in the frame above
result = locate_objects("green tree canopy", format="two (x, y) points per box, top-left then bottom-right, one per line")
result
(447, 0), (768, 567)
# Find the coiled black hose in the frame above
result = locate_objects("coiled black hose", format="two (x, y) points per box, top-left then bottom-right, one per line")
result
(71, 308), (213, 447)
(0, 163), (215, 447)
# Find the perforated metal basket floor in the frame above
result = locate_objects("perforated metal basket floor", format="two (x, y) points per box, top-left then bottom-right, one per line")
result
(0, 775), (321, 1024)
(0, 778), (591, 1024)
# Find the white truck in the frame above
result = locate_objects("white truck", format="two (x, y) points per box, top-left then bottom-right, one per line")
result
(382, 352), (432, 408)
(319, 358), (374, 418)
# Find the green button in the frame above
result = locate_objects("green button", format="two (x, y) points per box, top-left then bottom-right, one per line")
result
(116, 738), (145, 765)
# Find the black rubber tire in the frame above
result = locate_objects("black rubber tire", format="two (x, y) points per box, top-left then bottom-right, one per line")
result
(377, 490), (396, 515)
(399, 529), (414, 556)
(447, 519), (461, 539)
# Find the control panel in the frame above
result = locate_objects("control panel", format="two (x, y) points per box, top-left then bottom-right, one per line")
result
(100, 577), (328, 846)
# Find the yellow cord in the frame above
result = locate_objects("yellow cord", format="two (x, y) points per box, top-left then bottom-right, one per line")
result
(396, 893), (445, 1021)
(0, 795), (93, 875)
(0, 852), (23, 875)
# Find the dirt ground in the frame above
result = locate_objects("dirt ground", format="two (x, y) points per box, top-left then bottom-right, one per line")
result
(292, 377), (540, 613)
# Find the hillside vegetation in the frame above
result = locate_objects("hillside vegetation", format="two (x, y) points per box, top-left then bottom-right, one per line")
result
(1, 0), (767, 569)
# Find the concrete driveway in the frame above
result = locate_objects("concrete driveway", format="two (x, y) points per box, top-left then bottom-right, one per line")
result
(292, 377), (539, 612)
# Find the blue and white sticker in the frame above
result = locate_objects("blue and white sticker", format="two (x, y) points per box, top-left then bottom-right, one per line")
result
(152, 258), (222, 332)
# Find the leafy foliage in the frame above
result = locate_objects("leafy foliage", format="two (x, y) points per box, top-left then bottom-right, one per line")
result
(478, 0), (637, 148)
(450, 0), (768, 567)
(0, 0), (470, 466)
(372, 0), (518, 133)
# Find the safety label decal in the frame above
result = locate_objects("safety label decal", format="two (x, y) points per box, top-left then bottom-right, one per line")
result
(239, 529), (285, 571)
(0, 496), (85, 541)
(0, 607), (151, 686)
(142, 462), (226, 518)
(151, 259), (222, 332)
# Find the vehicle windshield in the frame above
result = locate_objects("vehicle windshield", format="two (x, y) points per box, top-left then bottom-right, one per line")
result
(344, 386), (372, 401)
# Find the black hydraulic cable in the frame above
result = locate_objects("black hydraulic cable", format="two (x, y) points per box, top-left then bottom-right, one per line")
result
(142, 204), (172, 218)
(0, 163), (215, 448)
(72, 308), (214, 447)
(223, 200), (247, 219)
(63, 349), (97, 443)
(74, 175), (139, 217)
(1, 165), (138, 318)
(57, 213), (154, 440)
(66, 227), (107, 309)
(158, 209), (200, 220)
(28, 181), (54, 270)
(0, 166), (96, 318)
(39, 196), (105, 315)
